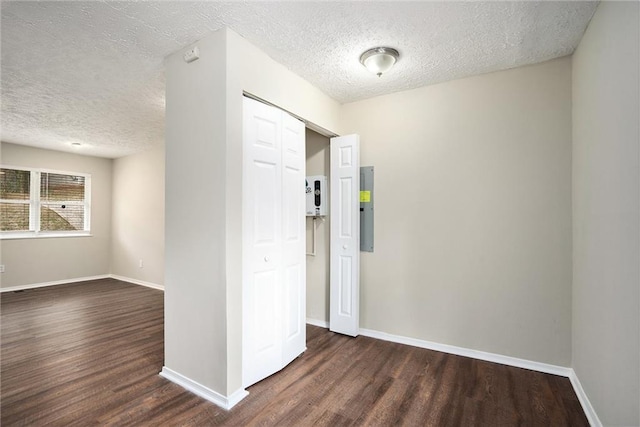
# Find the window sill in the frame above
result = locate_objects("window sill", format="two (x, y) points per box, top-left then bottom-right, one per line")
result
(0, 232), (92, 240)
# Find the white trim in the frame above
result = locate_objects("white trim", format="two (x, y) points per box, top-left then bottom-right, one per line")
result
(109, 274), (164, 291)
(227, 387), (250, 409)
(359, 327), (571, 377)
(306, 318), (329, 328)
(0, 232), (92, 240)
(0, 164), (92, 177)
(159, 367), (248, 410)
(0, 274), (164, 293)
(569, 369), (602, 427)
(308, 320), (572, 377)
(0, 274), (110, 293)
(308, 321), (599, 424)
(83, 174), (92, 231)
(31, 170), (40, 231)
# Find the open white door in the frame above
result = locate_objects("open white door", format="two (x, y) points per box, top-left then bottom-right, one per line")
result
(330, 134), (360, 337)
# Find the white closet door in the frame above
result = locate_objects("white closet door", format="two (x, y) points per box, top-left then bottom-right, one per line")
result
(243, 97), (283, 387)
(242, 97), (306, 388)
(281, 112), (306, 366)
(330, 135), (360, 337)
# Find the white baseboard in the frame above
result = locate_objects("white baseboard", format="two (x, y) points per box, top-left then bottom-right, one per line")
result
(159, 366), (248, 410)
(0, 274), (110, 293)
(359, 327), (571, 377)
(569, 369), (602, 427)
(307, 319), (599, 423)
(306, 318), (329, 328)
(307, 318), (569, 377)
(0, 274), (164, 293)
(109, 274), (164, 291)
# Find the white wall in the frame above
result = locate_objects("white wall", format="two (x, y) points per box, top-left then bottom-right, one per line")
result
(0, 142), (112, 287)
(164, 29), (229, 394)
(572, 2), (640, 425)
(340, 57), (573, 366)
(164, 27), (342, 399)
(305, 129), (330, 322)
(111, 147), (165, 286)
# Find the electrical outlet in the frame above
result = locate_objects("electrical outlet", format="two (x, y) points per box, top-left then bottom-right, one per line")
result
(138, 259), (143, 269)
(0, 265), (5, 273)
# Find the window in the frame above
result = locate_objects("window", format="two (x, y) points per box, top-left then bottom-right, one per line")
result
(0, 166), (91, 238)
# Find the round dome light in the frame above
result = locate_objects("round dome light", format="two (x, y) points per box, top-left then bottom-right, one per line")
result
(360, 47), (400, 77)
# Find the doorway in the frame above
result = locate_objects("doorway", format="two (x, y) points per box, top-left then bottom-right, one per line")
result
(305, 129), (331, 325)
(242, 95), (360, 388)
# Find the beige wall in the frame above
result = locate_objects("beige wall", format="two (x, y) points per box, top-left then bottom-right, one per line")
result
(305, 129), (330, 322)
(572, 2), (640, 425)
(0, 142), (112, 287)
(0, 142), (165, 290)
(340, 57), (573, 366)
(10, 10), (637, 419)
(111, 147), (165, 286)
(164, 27), (342, 398)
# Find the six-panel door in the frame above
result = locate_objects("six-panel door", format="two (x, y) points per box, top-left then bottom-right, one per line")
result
(330, 135), (361, 337)
(243, 97), (306, 388)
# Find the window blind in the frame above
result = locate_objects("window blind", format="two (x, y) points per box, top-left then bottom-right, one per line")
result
(0, 167), (90, 235)
(0, 168), (31, 231)
(40, 173), (86, 231)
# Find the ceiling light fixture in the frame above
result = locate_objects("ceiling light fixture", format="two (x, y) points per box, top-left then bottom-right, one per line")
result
(360, 47), (400, 77)
(71, 142), (82, 147)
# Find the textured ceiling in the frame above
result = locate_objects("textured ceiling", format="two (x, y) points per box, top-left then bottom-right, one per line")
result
(1, 1), (598, 158)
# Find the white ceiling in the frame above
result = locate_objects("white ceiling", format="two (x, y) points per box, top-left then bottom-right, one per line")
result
(1, 1), (598, 159)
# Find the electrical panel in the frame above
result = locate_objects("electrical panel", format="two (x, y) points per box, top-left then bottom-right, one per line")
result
(306, 175), (327, 216)
(360, 166), (374, 252)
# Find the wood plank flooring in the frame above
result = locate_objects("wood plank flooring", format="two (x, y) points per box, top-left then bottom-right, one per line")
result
(1, 278), (588, 426)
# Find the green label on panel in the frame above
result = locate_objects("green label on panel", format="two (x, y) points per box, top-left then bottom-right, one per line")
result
(360, 191), (371, 203)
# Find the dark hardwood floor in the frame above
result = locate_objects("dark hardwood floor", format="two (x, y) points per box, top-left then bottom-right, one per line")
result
(1, 278), (588, 426)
